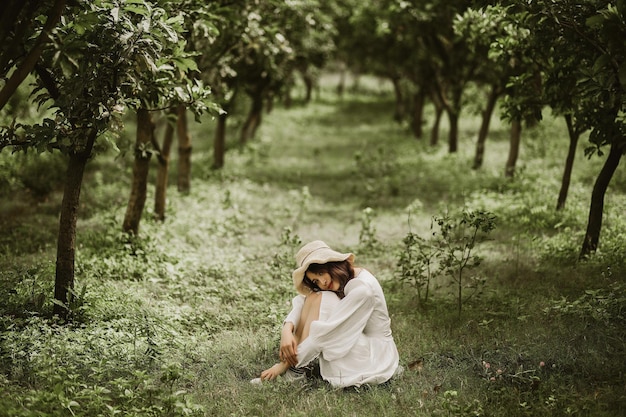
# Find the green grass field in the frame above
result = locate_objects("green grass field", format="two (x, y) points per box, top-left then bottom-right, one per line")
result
(1, 75), (625, 416)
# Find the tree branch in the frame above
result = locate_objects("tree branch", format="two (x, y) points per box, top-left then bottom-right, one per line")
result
(0, 0), (67, 111)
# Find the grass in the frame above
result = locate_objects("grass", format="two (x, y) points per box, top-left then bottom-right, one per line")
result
(0, 74), (625, 416)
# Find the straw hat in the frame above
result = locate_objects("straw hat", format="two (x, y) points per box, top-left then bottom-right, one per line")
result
(292, 240), (355, 295)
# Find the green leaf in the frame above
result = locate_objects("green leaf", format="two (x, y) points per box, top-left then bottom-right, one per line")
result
(139, 51), (157, 73)
(158, 21), (179, 43)
(124, 5), (150, 17)
(166, 13), (185, 26)
(585, 14), (605, 28)
(173, 57), (198, 72)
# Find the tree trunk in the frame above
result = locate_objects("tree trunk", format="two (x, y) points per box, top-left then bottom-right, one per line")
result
(302, 71), (313, 103)
(54, 130), (96, 318)
(447, 110), (459, 153)
(336, 62), (346, 98)
(505, 119), (522, 178)
(580, 141), (623, 258)
(266, 91), (274, 113)
(411, 88), (425, 139)
(213, 112), (227, 169)
(447, 86), (465, 154)
(154, 114), (175, 221)
(123, 108), (154, 235)
(391, 76), (405, 123)
(177, 105), (192, 193)
(430, 94), (443, 147)
(473, 86), (500, 169)
(556, 114), (580, 211)
(240, 91), (264, 145)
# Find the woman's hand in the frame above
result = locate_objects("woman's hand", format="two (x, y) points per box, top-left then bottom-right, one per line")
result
(279, 323), (298, 366)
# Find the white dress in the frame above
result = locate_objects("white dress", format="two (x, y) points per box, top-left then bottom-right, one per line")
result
(284, 269), (400, 387)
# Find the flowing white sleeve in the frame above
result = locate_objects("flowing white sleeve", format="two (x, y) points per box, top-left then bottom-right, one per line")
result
(284, 295), (305, 330)
(297, 280), (374, 367)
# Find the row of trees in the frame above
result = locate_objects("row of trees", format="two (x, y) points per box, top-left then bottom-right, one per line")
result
(0, 0), (624, 317)
(0, 0), (339, 317)
(338, 0), (625, 259)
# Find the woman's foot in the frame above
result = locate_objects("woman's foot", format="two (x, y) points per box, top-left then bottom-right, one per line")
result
(260, 361), (289, 381)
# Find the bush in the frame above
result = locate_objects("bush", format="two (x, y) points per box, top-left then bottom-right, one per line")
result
(0, 315), (204, 417)
(396, 208), (497, 314)
(9, 152), (67, 198)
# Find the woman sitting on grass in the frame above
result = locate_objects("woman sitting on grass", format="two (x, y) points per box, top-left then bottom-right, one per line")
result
(252, 240), (401, 388)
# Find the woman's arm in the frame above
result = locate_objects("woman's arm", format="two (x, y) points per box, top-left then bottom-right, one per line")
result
(283, 295), (305, 329)
(280, 322), (298, 366)
(280, 295), (305, 366)
(297, 280), (375, 367)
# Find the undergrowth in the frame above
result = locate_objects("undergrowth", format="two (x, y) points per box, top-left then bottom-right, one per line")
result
(1, 78), (625, 416)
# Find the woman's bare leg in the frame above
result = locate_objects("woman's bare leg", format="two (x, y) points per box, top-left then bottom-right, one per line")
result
(294, 291), (323, 343)
(259, 292), (323, 381)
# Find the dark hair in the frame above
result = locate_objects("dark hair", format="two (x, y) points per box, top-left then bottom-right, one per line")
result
(302, 260), (355, 299)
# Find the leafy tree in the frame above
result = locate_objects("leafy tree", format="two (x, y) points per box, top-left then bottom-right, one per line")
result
(154, 107), (177, 221)
(192, 0), (333, 169)
(0, 0), (212, 318)
(334, 0), (412, 123)
(471, 5), (542, 178)
(455, 5), (517, 169)
(525, 5), (592, 210)
(159, 1), (221, 192)
(516, 0), (626, 257)
(270, 0), (336, 106)
(190, 0), (299, 167)
(187, 0), (243, 170)
(425, 1), (476, 153)
(235, 1), (296, 145)
(120, 1), (212, 234)
(364, 0), (481, 150)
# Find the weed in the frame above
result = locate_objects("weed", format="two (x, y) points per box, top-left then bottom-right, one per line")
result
(267, 227), (302, 282)
(438, 390), (484, 417)
(545, 281), (625, 327)
(396, 231), (437, 304)
(0, 263), (55, 319)
(358, 207), (380, 253)
(352, 145), (401, 206)
(396, 208), (496, 314)
(434, 208), (497, 315)
(50, 283), (89, 323)
(287, 186), (311, 228)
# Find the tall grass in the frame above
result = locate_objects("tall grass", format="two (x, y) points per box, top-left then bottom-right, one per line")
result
(0, 74), (624, 416)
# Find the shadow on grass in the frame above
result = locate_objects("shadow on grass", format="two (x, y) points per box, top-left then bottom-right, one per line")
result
(229, 96), (503, 211)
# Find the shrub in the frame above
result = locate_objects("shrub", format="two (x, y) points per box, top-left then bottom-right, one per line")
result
(396, 231), (437, 304)
(358, 207), (380, 254)
(396, 208), (497, 315)
(545, 282), (625, 328)
(352, 145), (400, 205)
(14, 152), (67, 198)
